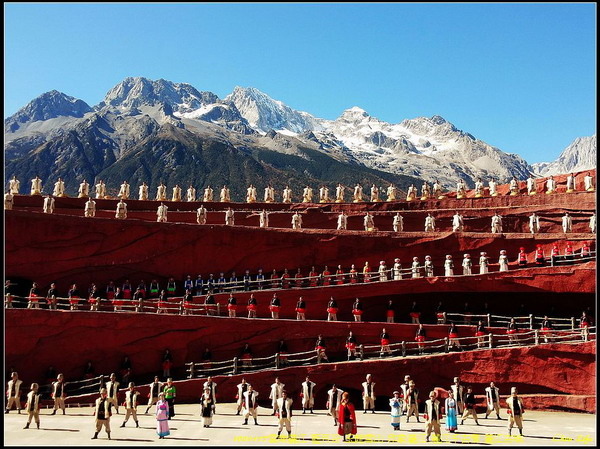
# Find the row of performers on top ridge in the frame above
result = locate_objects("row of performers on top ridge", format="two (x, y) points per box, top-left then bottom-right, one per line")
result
(6, 171), (596, 202)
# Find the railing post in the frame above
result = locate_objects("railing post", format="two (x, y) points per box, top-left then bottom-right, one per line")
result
(534, 330), (539, 345)
(401, 341), (406, 357)
(487, 314), (491, 328)
(488, 333), (493, 349)
(359, 344), (364, 361)
(571, 317), (576, 330)
(188, 363), (195, 379)
(529, 314), (534, 330)
(444, 337), (449, 353)
(233, 357), (238, 375)
(275, 353), (280, 369)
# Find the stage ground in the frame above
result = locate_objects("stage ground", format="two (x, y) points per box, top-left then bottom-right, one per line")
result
(4, 402), (596, 446)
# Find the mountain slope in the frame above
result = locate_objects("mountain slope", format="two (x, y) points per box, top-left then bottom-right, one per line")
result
(532, 135), (597, 176)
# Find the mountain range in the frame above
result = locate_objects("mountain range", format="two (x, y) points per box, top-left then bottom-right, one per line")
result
(4, 77), (596, 197)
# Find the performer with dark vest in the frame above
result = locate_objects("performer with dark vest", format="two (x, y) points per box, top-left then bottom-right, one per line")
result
(484, 382), (501, 419)
(352, 297), (364, 322)
(270, 269), (280, 289)
(145, 376), (162, 414)
(227, 293), (237, 318)
(315, 334), (328, 363)
(380, 328), (392, 357)
(27, 282), (40, 309)
(448, 322), (462, 351)
(540, 315), (554, 343)
(506, 387), (525, 436)
(203, 376), (217, 414)
(181, 289), (194, 315)
(361, 374), (376, 413)
(5, 371), (23, 414)
(301, 376), (316, 414)
(327, 385), (344, 425)
(236, 379), (250, 415)
(253, 269), (263, 290)
(157, 290), (169, 314)
(276, 391), (293, 439)
(47, 282), (59, 310)
(386, 300), (395, 323)
(424, 390), (442, 442)
(460, 386), (479, 425)
(149, 280), (160, 298)
(92, 388), (114, 440)
(346, 331), (358, 360)
(409, 300), (421, 324)
(120, 382), (140, 428)
(295, 297), (306, 320)
(270, 293), (281, 319)
(193, 275), (203, 296)
(242, 384), (259, 425)
(204, 293), (217, 316)
(327, 297), (338, 321)
(105, 373), (120, 414)
(247, 294), (258, 319)
(23, 383), (41, 429)
(51, 373), (66, 415)
(475, 320), (487, 348)
(415, 324), (426, 354)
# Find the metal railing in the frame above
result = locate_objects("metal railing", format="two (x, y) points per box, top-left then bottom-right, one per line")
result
(184, 327), (595, 379)
(5, 251), (595, 311)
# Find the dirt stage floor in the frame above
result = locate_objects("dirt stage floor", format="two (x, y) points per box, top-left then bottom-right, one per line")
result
(4, 402), (596, 446)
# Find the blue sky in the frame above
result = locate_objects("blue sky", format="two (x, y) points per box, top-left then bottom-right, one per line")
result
(4, 3), (596, 163)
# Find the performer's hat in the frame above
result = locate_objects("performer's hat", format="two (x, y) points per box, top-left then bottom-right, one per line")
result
(393, 391), (400, 395)
(395, 258), (400, 262)
(520, 247), (525, 251)
(481, 252), (486, 255)
(425, 255), (431, 260)
(511, 387), (517, 393)
(464, 253), (470, 257)
(453, 377), (460, 382)
(500, 250), (506, 254)
(413, 257), (419, 261)
(380, 260), (385, 264)
(446, 254), (452, 258)
(536, 244), (542, 248)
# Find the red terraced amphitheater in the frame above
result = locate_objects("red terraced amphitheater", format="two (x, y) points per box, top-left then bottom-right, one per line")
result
(4, 171), (596, 413)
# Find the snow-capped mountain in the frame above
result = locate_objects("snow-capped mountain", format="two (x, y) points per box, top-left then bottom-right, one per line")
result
(6, 76), (589, 195)
(532, 135), (597, 177)
(226, 86), (323, 135)
(225, 87), (533, 186)
(5, 78), (421, 198)
(5, 90), (92, 133)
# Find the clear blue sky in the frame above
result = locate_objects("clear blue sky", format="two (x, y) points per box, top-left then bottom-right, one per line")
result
(4, 3), (596, 163)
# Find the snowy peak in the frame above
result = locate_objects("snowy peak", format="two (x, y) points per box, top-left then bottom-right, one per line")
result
(532, 135), (597, 176)
(5, 90), (92, 131)
(225, 86), (322, 134)
(97, 77), (219, 113)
